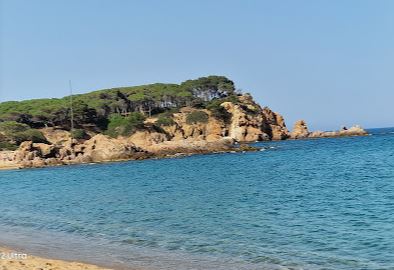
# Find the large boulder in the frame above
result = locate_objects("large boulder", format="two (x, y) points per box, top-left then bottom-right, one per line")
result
(40, 128), (71, 145)
(33, 143), (57, 158)
(128, 130), (168, 148)
(145, 137), (235, 156)
(82, 134), (146, 162)
(14, 141), (37, 162)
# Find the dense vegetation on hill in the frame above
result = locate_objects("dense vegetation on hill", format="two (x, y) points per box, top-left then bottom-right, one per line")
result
(0, 76), (235, 128)
(0, 121), (48, 150)
(0, 76), (240, 150)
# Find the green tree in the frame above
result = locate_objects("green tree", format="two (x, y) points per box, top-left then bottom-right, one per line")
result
(71, 129), (89, 140)
(181, 76), (235, 102)
(206, 99), (232, 124)
(106, 113), (146, 137)
(186, 111), (209, 124)
(0, 121), (47, 145)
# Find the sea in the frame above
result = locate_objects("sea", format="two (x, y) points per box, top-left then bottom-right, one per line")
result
(0, 127), (393, 270)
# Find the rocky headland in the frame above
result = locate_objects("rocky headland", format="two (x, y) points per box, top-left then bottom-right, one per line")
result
(0, 76), (367, 169)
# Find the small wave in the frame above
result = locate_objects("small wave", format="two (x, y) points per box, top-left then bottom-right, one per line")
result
(260, 146), (277, 151)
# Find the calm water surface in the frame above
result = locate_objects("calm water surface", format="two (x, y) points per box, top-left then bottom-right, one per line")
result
(0, 128), (393, 270)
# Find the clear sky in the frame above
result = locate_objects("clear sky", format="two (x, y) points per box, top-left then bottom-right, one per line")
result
(0, 0), (393, 130)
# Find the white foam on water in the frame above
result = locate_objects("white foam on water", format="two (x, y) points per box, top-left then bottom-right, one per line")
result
(0, 225), (296, 270)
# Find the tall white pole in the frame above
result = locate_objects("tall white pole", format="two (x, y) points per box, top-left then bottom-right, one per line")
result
(69, 80), (74, 134)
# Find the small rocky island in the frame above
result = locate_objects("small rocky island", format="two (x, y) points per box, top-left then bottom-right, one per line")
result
(0, 76), (367, 169)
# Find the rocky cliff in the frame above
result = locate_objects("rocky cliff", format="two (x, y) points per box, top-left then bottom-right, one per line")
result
(155, 94), (290, 143)
(0, 91), (368, 169)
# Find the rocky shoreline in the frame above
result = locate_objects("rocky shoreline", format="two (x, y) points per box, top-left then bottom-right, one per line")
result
(0, 94), (367, 170)
(0, 135), (264, 170)
(290, 120), (368, 139)
(0, 127), (367, 171)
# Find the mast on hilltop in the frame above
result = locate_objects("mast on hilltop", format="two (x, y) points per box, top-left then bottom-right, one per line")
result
(69, 80), (74, 137)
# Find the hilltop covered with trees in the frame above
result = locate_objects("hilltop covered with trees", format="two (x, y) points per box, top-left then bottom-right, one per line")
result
(0, 76), (240, 149)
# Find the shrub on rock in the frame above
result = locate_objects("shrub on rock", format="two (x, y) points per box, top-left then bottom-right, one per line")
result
(186, 111), (209, 125)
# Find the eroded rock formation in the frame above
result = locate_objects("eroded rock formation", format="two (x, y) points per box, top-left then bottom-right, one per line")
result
(291, 120), (310, 139)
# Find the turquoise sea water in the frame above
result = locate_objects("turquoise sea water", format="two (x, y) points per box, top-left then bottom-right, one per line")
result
(0, 128), (393, 270)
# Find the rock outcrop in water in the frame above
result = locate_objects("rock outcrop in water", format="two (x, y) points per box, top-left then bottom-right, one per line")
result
(309, 125), (368, 138)
(291, 120), (310, 139)
(0, 76), (368, 169)
(290, 120), (367, 139)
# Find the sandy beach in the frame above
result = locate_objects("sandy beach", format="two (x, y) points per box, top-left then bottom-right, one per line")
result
(0, 247), (114, 270)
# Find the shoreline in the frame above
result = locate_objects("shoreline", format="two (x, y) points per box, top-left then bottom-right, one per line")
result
(0, 133), (370, 172)
(0, 142), (259, 171)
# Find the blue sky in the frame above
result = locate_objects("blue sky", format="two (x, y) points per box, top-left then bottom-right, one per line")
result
(0, 0), (393, 130)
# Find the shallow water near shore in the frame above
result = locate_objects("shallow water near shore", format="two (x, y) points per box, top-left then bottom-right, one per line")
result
(0, 128), (393, 270)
